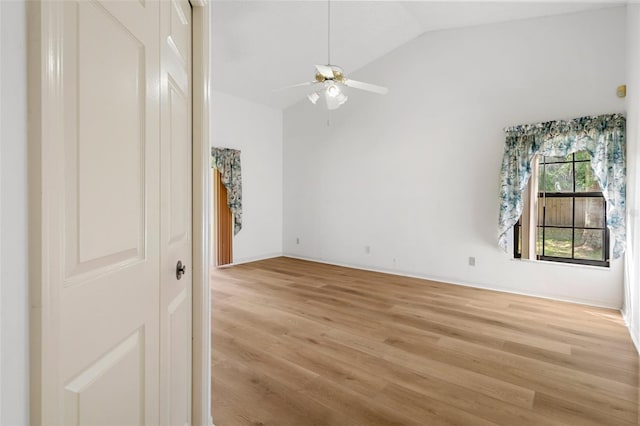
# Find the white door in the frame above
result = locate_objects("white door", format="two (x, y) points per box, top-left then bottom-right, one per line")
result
(40, 0), (191, 424)
(159, 0), (192, 425)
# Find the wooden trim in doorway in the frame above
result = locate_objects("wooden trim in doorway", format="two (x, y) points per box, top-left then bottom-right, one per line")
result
(214, 168), (233, 266)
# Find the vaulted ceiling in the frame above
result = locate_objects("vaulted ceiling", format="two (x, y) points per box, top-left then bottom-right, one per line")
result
(211, 1), (622, 110)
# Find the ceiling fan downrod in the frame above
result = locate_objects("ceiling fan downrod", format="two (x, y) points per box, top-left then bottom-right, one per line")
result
(327, 0), (331, 66)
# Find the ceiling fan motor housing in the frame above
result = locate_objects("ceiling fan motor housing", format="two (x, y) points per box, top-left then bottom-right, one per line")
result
(315, 65), (346, 83)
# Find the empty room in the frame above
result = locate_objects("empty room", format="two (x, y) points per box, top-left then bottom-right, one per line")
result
(209, 1), (640, 425)
(3, 0), (639, 424)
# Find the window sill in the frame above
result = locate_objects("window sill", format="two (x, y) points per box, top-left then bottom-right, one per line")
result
(511, 257), (612, 271)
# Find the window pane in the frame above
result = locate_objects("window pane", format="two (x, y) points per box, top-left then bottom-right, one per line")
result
(542, 227), (573, 258)
(542, 197), (573, 227)
(537, 201), (543, 226)
(539, 163), (573, 192)
(574, 229), (604, 261)
(575, 151), (590, 161)
(575, 162), (599, 192)
(527, 152), (609, 266)
(517, 225), (522, 255)
(536, 227), (543, 256)
(544, 154), (572, 163)
(537, 163), (544, 190)
(574, 197), (605, 228)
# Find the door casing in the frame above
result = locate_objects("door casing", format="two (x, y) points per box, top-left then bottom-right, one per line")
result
(26, 1), (211, 424)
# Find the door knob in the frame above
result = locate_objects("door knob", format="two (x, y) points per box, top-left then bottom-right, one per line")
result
(176, 260), (186, 280)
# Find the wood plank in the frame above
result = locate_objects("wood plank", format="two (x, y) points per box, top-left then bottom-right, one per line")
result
(211, 257), (639, 425)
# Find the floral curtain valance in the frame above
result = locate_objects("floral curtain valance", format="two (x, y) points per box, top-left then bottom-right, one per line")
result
(212, 147), (243, 235)
(498, 113), (626, 259)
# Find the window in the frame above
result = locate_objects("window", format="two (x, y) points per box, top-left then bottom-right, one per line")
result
(514, 151), (609, 267)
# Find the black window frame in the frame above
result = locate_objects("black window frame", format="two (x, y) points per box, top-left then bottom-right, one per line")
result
(514, 153), (610, 267)
(514, 217), (522, 259)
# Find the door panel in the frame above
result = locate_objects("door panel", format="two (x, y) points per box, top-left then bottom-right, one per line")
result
(54, 0), (161, 424)
(168, 79), (190, 244)
(169, 0), (190, 65)
(160, 0), (192, 424)
(76, 0), (144, 263)
(168, 288), (190, 426)
(65, 0), (146, 280)
(63, 330), (144, 426)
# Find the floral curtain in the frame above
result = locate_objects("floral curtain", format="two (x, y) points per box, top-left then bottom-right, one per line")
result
(212, 147), (243, 235)
(498, 113), (626, 259)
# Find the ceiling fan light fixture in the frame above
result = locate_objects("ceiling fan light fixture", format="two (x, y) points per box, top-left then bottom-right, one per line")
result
(307, 91), (320, 104)
(326, 83), (340, 98)
(324, 87), (348, 110)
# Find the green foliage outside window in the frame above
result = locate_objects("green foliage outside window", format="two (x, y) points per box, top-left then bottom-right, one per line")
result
(516, 151), (609, 266)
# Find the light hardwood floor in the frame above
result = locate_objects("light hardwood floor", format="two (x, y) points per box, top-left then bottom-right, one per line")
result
(211, 257), (639, 425)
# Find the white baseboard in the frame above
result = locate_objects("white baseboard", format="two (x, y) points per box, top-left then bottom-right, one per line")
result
(631, 330), (640, 355)
(621, 309), (640, 355)
(217, 252), (283, 268)
(282, 253), (621, 310)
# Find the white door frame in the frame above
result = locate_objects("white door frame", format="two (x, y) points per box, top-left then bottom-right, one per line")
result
(27, 1), (211, 424)
(190, 2), (212, 425)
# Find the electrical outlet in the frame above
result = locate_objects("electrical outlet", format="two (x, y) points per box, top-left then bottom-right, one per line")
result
(468, 256), (476, 266)
(296, 237), (300, 244)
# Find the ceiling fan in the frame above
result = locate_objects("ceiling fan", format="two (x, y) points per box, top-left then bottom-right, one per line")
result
(278, 0), (389, 110)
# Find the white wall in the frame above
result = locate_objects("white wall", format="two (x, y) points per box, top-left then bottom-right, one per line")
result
(212, 91), (283, 264)
(283, 7), (627, 308)
(1, 2), (3, 419)
(0, 0), (29, 424)
(623, 4), (640, 353)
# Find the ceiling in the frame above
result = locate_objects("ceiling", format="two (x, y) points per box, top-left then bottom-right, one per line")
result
(211, 1), (623, 110)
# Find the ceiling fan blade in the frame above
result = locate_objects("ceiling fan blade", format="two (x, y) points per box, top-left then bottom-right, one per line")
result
(315, 64), (335, 80)
(273, 81), (314, 92)
(343, 79), (389, 95)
